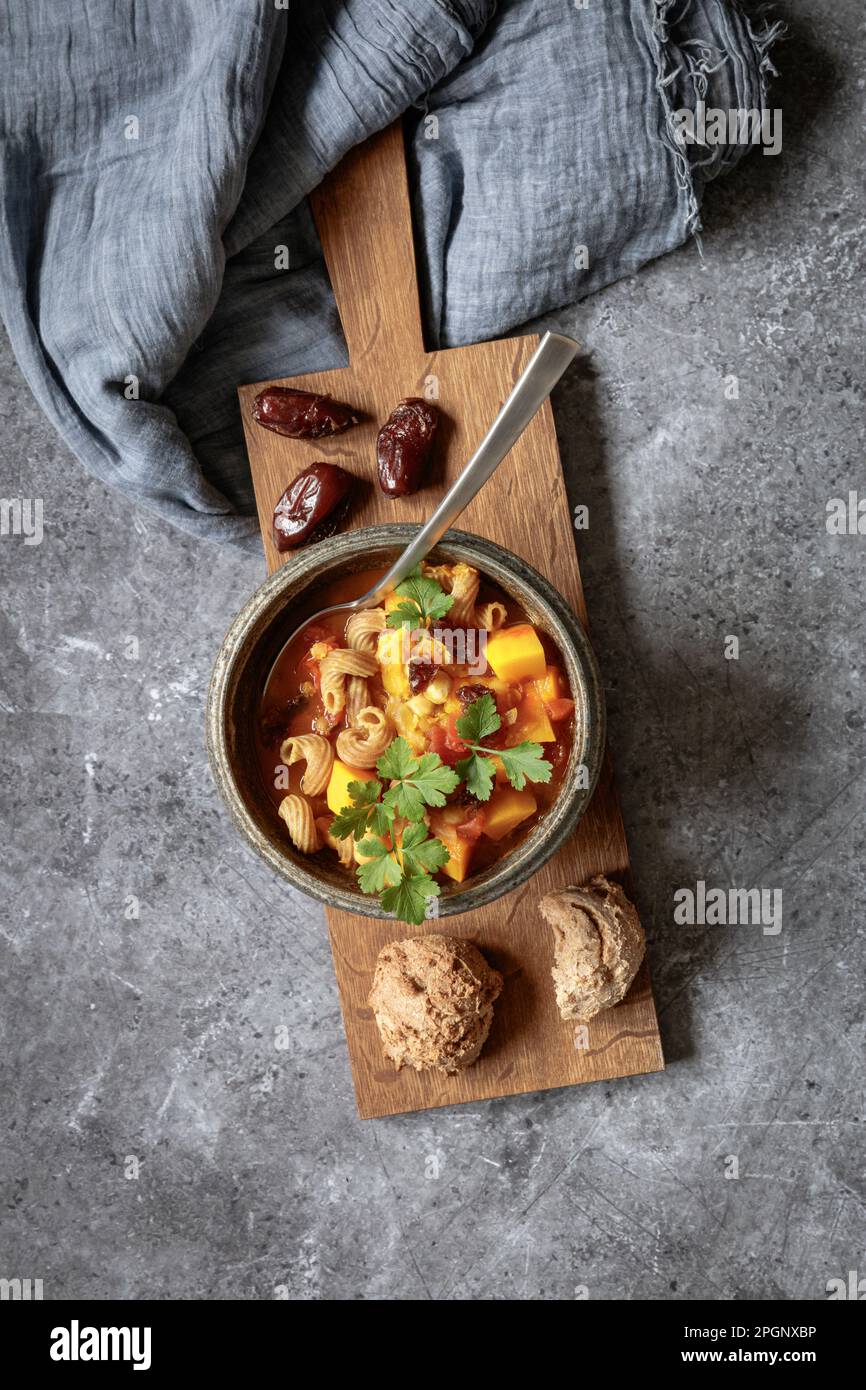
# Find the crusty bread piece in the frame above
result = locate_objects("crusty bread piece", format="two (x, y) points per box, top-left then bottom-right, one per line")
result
(539, 876), (645, 1021)
(368, 935), (503, 1074)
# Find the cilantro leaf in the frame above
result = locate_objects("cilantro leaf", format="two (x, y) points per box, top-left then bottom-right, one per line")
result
(376, 737), (417, 782)
(385, 602), (422, 630)
(456, 751), (496, 802)
(384, 565), (454, 628)
(381, 873), (441, 926)
(355, 839), (403, 895)
(455, 693), (501, 744)
(367, 801), (396, 838)
(384, 751), (459, 819)
(329, 779), (384, 841)
(497, 742), (553, 790)
(400, 823), (451, 876)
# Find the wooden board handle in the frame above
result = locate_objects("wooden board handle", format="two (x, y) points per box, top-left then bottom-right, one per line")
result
(309, 122), (425, 365)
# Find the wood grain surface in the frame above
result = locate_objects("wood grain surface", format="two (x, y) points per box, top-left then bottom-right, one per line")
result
(238, 123), (663, 1117)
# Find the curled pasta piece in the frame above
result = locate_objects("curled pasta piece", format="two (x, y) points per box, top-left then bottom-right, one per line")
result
(336, 705), (394, 769)
(279, 732), (334, 797)
(447, 563), (480, 625)
(475, 599), (508, 633)
(345, 674), (368, 725)
(319, 648), (379, 719)
(278, 794), (320, 853)
(422, 562), (453, 589)
(346, 607), (386, 653)
(322, 649), (379, 678)
(316, 816), (355, 867)
(421, 561), (480, 625)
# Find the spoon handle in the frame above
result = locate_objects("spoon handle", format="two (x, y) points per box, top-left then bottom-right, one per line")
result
(363, 331), (579, 603)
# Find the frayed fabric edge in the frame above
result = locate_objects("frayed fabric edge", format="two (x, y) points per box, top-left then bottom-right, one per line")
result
(650, 0), (705, 244)
(742, 4), (787, 108)
(648, 0), (785, 249)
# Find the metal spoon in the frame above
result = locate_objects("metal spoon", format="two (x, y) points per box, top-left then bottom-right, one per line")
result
(285, 330), (579, 643)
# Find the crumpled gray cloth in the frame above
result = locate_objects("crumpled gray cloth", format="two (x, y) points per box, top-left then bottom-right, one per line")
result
(0, 0), (780, 545)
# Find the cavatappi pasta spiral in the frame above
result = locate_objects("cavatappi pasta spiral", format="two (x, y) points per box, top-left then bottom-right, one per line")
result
(421, 561), (480, 626)
(278, 793), (320, 853)
(446, 563), (480, 625)
(316, 816), (355, 867)
(475, 599), (508, 632)
(319, 648), (379, 719)
(336, 705), (394, 769)
(279, 732), (334, 796)
(346, 607), (386, 653)
(345, 675), (368, 725)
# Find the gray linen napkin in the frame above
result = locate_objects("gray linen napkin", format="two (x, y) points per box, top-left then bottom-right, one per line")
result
(0, 1), (781, 544)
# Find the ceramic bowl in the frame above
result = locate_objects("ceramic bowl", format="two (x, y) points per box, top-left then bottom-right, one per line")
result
(206, 525), (605, 918)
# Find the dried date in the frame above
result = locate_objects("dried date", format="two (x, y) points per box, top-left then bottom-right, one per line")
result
(408, 660), (441, 695)
(272, 462), (354, 552)
(456, 683), (490, 708)
(377, 398), (439, 497)
(253, 387), (359, 440)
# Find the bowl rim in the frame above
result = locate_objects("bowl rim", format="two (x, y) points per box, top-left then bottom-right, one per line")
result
(206, 525), (606, 918)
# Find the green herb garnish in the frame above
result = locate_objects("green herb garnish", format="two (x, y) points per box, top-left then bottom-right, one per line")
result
(331, 738), (456, 924)
(330, 779), (394, 842)
(385, 564), (454, 629)
(379, 738), (460, 819)
(455, 693), (552, 800)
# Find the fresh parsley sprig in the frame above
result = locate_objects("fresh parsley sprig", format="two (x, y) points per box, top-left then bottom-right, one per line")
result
(329, 779), (394, 842)
(385, 564), (454, 629)
(330, 737), (456, 925)
(355, 821), (451, 925)
(378, 738), (459, 818)
(455, 693), (553, 800)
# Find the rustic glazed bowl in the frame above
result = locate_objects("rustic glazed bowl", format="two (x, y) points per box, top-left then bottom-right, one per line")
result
(206, 526), (605, 918)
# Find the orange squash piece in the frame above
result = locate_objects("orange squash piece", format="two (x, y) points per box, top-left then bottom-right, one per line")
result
(481, 788), (537, 841)
(507, 687), (556, 745)
(326, 759), (377, 814)
(428, 813), (474, 882)
(485, 623), (547, 682)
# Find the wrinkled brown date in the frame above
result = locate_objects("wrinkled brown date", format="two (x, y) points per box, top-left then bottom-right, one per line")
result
(272, 462), (354, 552)
(377, 398), (439, 497)
(408, 660), (442, 695)
(456, 683), (491, 708)
(253, 386), (359, 440)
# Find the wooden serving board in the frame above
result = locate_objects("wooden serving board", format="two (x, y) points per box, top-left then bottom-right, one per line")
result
(239, 123), (663, 1117)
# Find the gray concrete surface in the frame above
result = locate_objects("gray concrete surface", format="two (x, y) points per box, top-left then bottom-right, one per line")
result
(1, 1), (864, 1300)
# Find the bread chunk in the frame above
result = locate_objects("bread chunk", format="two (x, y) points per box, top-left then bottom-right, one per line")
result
(539, 876), (645, 1021)
(368, 935), (503, 1073)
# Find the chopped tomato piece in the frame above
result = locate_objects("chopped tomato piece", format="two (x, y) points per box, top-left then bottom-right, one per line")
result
(428, 722), (465, 766)
(300, 624), (337, 649)
(300, 634), (339, 691)
(545, 696), (575, 722)
(456, 808), (487, 842)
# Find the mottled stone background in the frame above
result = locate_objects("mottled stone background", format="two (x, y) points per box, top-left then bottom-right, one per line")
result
(1, 0), (863, 1300)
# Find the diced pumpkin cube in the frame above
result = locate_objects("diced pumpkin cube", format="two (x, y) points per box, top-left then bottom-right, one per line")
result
(485, 623), (547, 682)
(490, 754), (509, 785)
(428, 814), (474, 883)
(481, 788), (537, 841)
(534, 664), (564, 705)
(377, 628), (410, 699)
(326, 758), (377, 814)
(507, 687), (556, 744)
